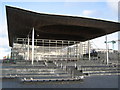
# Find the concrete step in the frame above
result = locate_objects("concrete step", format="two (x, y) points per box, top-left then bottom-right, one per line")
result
(2, 72), (69, 75)
(2, 68), (66, 72)
(81, 68), (119, 71)
(1, 74), (72, 79)
(83, 71), (120, 73)
(88, 73), (120, 76)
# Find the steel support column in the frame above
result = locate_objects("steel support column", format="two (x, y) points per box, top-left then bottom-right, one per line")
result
(88, 40), (91, 60)
(62, 41), (63, 61)
(106, 35), (109, 65)
(27, 35), (30, 60)
(32, 27), (34, 65)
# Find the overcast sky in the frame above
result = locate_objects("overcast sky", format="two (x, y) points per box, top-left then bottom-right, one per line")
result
(0, 0), (119, 59)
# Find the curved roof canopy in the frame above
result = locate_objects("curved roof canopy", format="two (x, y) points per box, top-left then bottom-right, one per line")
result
(6, 6), (120, 47)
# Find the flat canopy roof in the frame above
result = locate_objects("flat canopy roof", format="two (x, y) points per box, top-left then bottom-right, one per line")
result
(6, 6), (120, 47)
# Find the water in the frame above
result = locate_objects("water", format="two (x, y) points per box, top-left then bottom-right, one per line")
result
(2, 75), (119, 88)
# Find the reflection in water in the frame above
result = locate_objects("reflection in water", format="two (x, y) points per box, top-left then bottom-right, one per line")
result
(22, 80), (84, 85)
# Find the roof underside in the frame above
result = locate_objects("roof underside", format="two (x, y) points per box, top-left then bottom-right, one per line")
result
(6, 6), (120, 47)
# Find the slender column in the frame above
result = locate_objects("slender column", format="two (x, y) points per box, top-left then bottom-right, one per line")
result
(106, 35), (109, 65)
(77, 43), (79, 61)
(48, 40), (50, 61)
(88, 40), (91, 60)
(56, 40), (57, 61)
(76, 43), (79, 61)
(62, 41), (63, 61)
(67, 41), (69, 61)
(35, 39), (38, 62)
(32, 27), (34, 65)
(23, 39), (25, 60)
(25, 39), (27, 60)
(43, 40), (44, 61)
(75, 42), (77, 61)
(81, 42), (83, 58)
(27, 35), (30, 60)
(74, 41), (76, 60)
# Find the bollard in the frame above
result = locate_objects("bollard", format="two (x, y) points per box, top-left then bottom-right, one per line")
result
(24, 78), (26, 80)
(61, 63), (63, 68)
(75, 63), (77, 68)
(79, 65), (81, 70)
(54, 62), (56, 64)
(63, 65), (66, 70)
(30, 77), (33, 81)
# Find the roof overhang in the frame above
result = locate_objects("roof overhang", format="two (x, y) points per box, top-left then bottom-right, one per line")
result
(6, 6), (120, 47)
